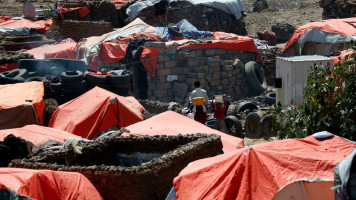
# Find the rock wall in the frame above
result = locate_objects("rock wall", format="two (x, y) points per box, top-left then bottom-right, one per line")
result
(136, 1), (247, 36)
(258, 47), (281, 87)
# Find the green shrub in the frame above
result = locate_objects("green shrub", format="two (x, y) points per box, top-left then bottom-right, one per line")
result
(272, 52), (356, 140)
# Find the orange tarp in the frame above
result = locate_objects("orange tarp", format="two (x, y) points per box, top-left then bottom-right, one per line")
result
(0, 18), (52, 33)
(122, 111), (244, 153)
(49, 87), (144, 139)
(282, 17), (356, 54)
(26, 39), (77, 59)
(173, 135), (356, 200)
(0, 125), (81, 146)
(0, 168), (103, 200)
(0, 82), (44, 121)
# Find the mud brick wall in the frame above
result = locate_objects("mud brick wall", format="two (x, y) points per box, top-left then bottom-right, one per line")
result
(55, 20), (113, 42)
(141, 42), (257, 103)
(137, 1), (247, 36)
(258, 47), (282, 86)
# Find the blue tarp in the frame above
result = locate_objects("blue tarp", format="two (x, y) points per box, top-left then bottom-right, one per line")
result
(156, 19), (213, 41)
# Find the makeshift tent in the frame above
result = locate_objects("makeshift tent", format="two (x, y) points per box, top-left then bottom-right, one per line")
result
(26, 39), (78, 59)
(0, 82), (44, 129)
(0, 168), (102, 200)
(173, 133), (356, 200)
(0, 125), (81, 146)
(57, 3), (90, 19)
(122, 111), (244, 153)
(281, 17), (356, 57)
(0, 18), (52, 34)
(126, 0), (245, 21)
(49, 87), (145, 139)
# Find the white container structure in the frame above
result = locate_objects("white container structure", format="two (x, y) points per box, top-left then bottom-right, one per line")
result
(276, 56), (334, 106)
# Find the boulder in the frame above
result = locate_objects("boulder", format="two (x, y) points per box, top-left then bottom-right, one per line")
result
(253, 0), (268, 13)
(271, 23), (296, 42)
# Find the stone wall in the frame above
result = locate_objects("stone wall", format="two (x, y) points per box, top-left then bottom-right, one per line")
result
(53, 20), (113, 42)
(130, 41), (259, 103)
(136, 1), (247, 36)
(258, 47), (281, 87)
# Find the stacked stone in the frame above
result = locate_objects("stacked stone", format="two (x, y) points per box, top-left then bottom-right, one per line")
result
(136, 1), (247, 36)
(145, 43), (254, 103)
(56, 20), (113, 42)
(258, 47), (282, 86)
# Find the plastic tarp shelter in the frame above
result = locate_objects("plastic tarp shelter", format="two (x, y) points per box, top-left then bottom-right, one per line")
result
(0, 125), (81, 146)
(122, 111), (244, 153)
(49, 87), (145, 139)
(57, 3), (90, 19)
(26, 39), (78, 59)
(0, 18), (52, 34)
(126, 0), (245, 21)
(0, 82), (44, 130)
(281, 17), (356, 57)
(173, 133), (356, 200)
(0, 168), (103, 200)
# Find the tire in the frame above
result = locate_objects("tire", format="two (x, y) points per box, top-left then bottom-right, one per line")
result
(25, 76), (46, 83)
(236, 101), (258, 113)
(50, 82), (62, 91)
(7, 69), (29, 79)
(245, 61), (267, 95)
(61, 70), (84, 83)
(108, 73), (131, 85)
(62, 88), (86, 98)
(261, 115), (274, 138)
(168, 23), (183, 37)
(244, 112), (262, 138)
(87, 82), (111, 91)
(18, 59), (50, 76)
(62, 80), (87, 90)
(224, 116), (243, 138)
(111, 86), (129, 96)
(265, 91), (276, 105)
(1, 71), (12, 77)
(45, 75), (61, 83)
(226, 104), (237, 116)
(85, 73), (107, 84)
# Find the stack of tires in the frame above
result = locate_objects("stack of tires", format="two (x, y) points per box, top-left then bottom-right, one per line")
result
(108, 71), (132, 96)
(61, 70), (86, 101)
(85, 72), (111, 91)
(0, 69), (29, 84)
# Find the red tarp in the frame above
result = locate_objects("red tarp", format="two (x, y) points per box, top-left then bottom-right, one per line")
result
(0, 125), (81, 146)
(0, 16), (13, 23)
(57, 4), (90, 19)
(173, 135), (356, 200)
(49, 87), (145, 139)
(0, 82), (44, 122)
(26, 39), (77, 59)
(331, 49), (355, 63)
(122, 111), (244, 153)
(99, 42), (127, 64)
(0, 63), (17, 73)
(0, 18), (52, 33)
(282, 17), (356, 54)
(0, 168), (103, 200)
(140, 47), (159, 77)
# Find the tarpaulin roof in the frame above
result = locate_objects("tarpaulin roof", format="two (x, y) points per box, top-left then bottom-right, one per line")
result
(0, 168), (103, 200)
(126, 0), (245, 21)
(0, 16), (13, 23)
(26, 39), (78, 59)
(0, 63), (17, 73)
(57, 4), (90, 19)
(282, 17), (356, 55)
(0, 125), (81, 146)
(0, 18), (52, 33)
(0, 82), (44, 129)
(122, 111), (244, 152)
(49, 87), (145, 139)
(173, 134), (356, 200)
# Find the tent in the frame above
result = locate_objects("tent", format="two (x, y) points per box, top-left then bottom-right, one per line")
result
(0, 168), (102, 200)
(49, 87), (145, 139)
(0, 82), (44, 129)
(173, 133), (356, 200)
(26, 39), (78, 59)
(122, 111), (244, 153)
(0, 18), (52, 34)
(0, 125), (81, 146)
(281, 17), (356, 57)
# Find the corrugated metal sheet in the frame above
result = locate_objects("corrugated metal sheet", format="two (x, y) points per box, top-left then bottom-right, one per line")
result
(276, 56), (334, 106)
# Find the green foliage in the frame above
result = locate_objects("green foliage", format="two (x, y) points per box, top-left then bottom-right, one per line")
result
(272, 52), (356, 140)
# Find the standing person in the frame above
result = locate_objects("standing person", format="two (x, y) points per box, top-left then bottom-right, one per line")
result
(189, 81), (208, 124)
(211, 95), (228, 133)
